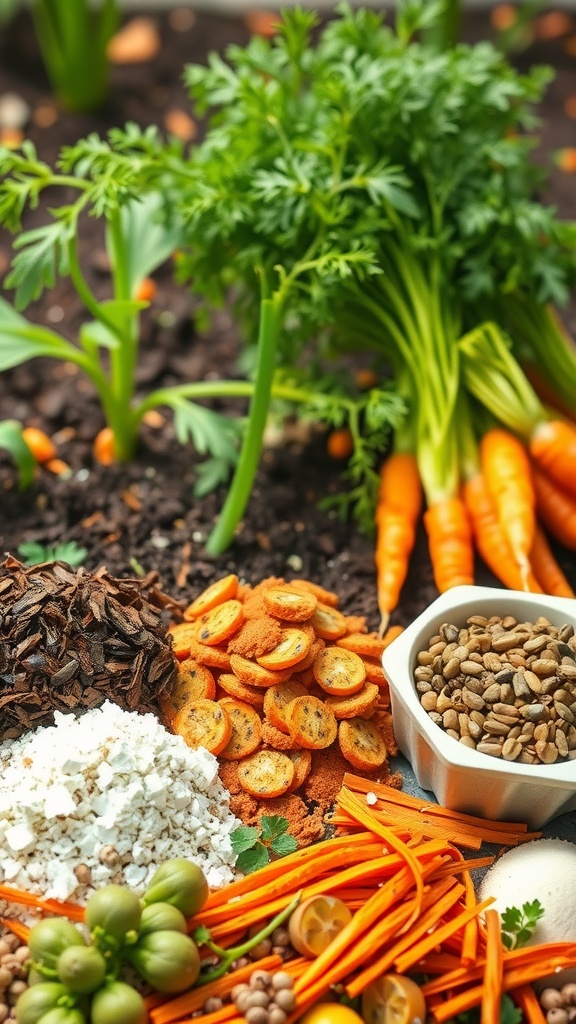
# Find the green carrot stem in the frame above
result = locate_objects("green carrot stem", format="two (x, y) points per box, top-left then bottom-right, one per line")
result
(196, 893), (301, 985)
(206, 291), (283, 556)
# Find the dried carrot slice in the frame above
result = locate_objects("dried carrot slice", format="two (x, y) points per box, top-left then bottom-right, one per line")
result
(257, 628), (312, 671)
(183, 574), (239, 621)
(286, 748), (313, 792)
(309, 603), (348, 641)
(263, 679), (309, 733)
(262, 585), (318, 622)
(195, 600), (244, 646)
(229, 653), (291, 688)
(295, 636), (325, 671)
(167, 622), (199, 661)
(336, 633), (387, 658)
(237, 749), (295, 798)
(172, 699), (232, 755)
(289, 579), (340, 607)
(286, 695), (338, 750)
(217, 673), (265, 709)
(186, 638), (232, 671)
(324, 683), (380, 720)
(338, 717), (388, 770)
(362, 658), (387, 686)
(313, 647), (366, 696)
(159, 659), (216, 726)
(218, 698), (262, 760)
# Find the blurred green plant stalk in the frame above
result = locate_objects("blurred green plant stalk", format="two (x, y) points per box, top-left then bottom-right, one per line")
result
(0, 0), (119, 112)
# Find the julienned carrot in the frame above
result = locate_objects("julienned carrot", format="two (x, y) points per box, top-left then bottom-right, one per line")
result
(194, 844), (387, 928)
(341, 774), (540, 844)
(375, 451), (422, 632)
(461, 869), (479, 966)
(423, 495), (475, 593)
(512, 984), (549, 1024)
(532, 464), (576, 549)
(481, 909), (504, 1024)
(329, 804), (482, 850)
(530, 418), (576, 500)
(530, 524), (576, 597)
(480, 428), (536, 587)
(393, 896), (495, 976)
(462, 472), (542, 592)
(198, 832), (377, 912)
(335, 789), (425, 930)
(345, 877), (464, 998)
(0, 917), (30, 942)
(150, 955), (288, 1024)
(0, 883), (84, 922)
(422, 941), (576, 997)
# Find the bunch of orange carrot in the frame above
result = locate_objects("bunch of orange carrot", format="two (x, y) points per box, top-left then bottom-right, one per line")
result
(375, 401), (576, 632)
(3, 778), (575, 1024)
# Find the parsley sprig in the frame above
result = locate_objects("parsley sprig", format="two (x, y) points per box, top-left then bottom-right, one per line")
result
(501, 900), (545, 951)
(231, 815), (299, 875)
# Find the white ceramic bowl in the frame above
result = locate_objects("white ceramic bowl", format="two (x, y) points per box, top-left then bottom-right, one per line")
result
(382, 585), (576, 829)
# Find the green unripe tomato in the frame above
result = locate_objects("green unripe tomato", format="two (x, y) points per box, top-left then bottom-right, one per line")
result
(56, 945), (106, 994)
(128, 930), (201, 994)
(90, 981), (147, 1024)
(85, 885), (142, 942)
(138, 902), (187, 937)
(142, 859), (209, 917)
(28, 919), (86, 974)
(15, 982), (69, 1024)
(35, 1011), (85, 1024)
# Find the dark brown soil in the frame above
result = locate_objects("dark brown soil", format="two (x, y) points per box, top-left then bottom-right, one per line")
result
(1, 6), (575, 627)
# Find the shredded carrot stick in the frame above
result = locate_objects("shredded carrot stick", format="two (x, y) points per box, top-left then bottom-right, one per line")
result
(0, 917), (30, 942)
(512, 984), (548, 1024)
(532, 463), (576, 549)
(393, 897), (495, 975)
(461, 868), (479, 966)
(336, 789), (425, 930)
(0, 884), (85, 921)
(480, 427), (536, 587)
(529, 523), (576, 597)
(345, 878), (464, 998)
(198, 832), (377, 913)
(423, 495), (475, 593)
(530, 418), (576, 500)
(481, 909), (504, 1024)
(150, 955), (285, 1023)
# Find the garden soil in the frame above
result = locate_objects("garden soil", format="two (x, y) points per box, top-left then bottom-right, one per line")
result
(1, 5), (575, 633)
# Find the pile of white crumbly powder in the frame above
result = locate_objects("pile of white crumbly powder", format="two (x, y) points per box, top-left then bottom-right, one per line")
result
(0, 700), (241, 904)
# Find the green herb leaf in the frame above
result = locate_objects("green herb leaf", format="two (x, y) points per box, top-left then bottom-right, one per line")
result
(230, 826), (260, 855)
(501, 900), (544, 951)
(270, 833), (298, 857)
(235, 844), (270, 875)
(17, 541), (88, 567)
(259, 816), (291, 843)
(0, 419), (36, 490)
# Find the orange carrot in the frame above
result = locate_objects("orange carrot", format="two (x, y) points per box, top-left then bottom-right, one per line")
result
(375, 452), (422, 631)
(150, 955), (285, 1024)
(0, 917), (30, 942)
(512, 985), (548, 1024)
(532, 464), (576, 549)
(463, 471), (542, 592)
(0, 883), (85, 922)
(423, 496), (474, 593)
(326, 428), (354, 460)
(134, 276), (157, 303)
(480, 428), (535, 587)
(21, 426), (57, 463)
(530, 418), (576, 500)
(529, 524), (576, 598)
(92, 426), (116, 465)
(481, 909), (504, 1024)
(461, 868), (479, 966)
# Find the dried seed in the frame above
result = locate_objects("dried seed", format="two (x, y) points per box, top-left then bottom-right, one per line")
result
(420, 691), (438, 712)
(535, 740), (558, 764)
(555, 702), (576, 724)
(532, 658), (560, 676)
(476, 741), (503, 756)
(443, 657), (461, 680)
(523, 635), (548, 655)
(443, 709), (459, 732)
(483, 652), (502, 673)
(501, 737), (522, 761)
(461, 689), (485, 711)
(483, 683), (502, 704)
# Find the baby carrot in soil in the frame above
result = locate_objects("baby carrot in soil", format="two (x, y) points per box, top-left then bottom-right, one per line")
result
(462, 472), (541, 592)
(532, 464), (576, 549)
(375, 452), (422, 631)
(423, 495), (474, 593)
(530, 418), (576, 499)
(480, 428), (535, 587)
(529, 524), (576, 598)
(21, 426), (57, 463)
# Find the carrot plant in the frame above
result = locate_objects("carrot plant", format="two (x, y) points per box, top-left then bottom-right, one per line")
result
(156, 0), (575, 582)
(0, 133), (401, 545)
